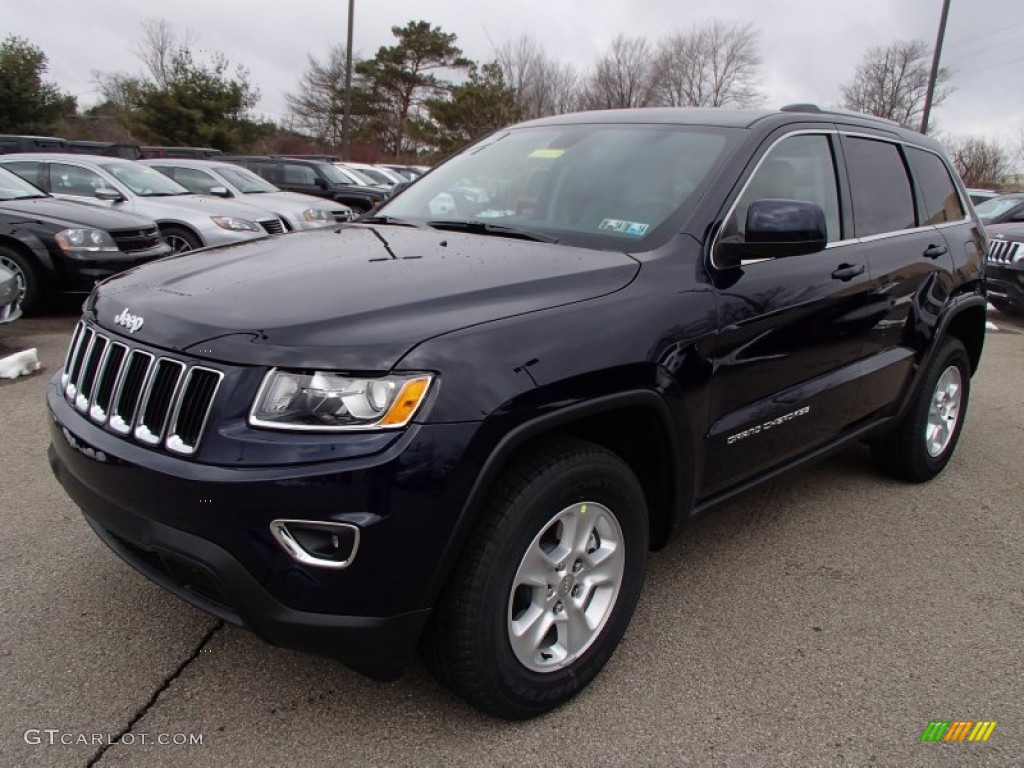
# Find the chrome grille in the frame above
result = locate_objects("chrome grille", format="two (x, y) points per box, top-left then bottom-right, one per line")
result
(62, 322), (222, 456)
(259, 218), (285, 235)
(331, 209), (352, 222)
(988, 239), (1022, 264)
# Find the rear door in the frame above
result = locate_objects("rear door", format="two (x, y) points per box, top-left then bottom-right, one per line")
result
(703, 129), (875, 495)
(836, 133), (960, 421)
(280, 162), (328, 199)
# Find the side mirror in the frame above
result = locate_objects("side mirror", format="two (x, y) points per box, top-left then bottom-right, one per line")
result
(94, 187), (124, 202)
(314, 177), (328, 189)
(718, 199), (827, 262)
(209, 186), (231, 198)
(388, 180), (412, 198)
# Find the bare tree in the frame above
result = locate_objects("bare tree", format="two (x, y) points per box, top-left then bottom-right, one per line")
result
(495, 35), (581, 119)
(136, 18), (196, 87)
(654, 21), (762, 108)
(286, 44), (356, 146)
(841, 40), (952, 127)
(583, 36), (659, 110)
(945, 136), (1010, 188)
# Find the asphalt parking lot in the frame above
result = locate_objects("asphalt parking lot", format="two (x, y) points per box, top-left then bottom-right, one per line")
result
(2, 310), (1022, 768)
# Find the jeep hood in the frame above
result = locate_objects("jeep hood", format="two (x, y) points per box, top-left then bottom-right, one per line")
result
(88, 226), (639, 369)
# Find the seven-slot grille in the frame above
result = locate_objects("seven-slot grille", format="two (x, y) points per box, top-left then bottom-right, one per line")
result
(110, 226), (164, 254)
(259, 218), (285, 235)
(331, 209), (353, 222)
(61, 322), (222, 456)
(988, 239), (1022, 264)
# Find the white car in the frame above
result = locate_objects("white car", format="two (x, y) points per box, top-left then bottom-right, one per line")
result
(142, 159), (353, 230)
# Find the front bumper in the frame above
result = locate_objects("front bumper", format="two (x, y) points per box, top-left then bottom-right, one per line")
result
(57, 244), (173, 291)
(46, 376), (481, 675)
(986, 261), (1024, 310)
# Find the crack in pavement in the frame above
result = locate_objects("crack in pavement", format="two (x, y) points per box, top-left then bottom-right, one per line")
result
(85, 619), (224, 767)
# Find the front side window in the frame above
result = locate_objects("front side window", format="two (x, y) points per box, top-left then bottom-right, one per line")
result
(215, 165), (278, 193)
(725, 134), (842, 244)
(844, 137), (916, 237)
(906, 147), (964, 224)
(283, 164), (317, 185)
(169, 166), (221, 195)
(101, 163), (189, 196)
(50, 163), (116, 198)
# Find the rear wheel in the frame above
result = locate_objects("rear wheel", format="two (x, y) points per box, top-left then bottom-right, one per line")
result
(159, 226), (201, 254)
(872, 338), (971, 482)
(424, 436), (648, 719)
(0, 245), (46, 315)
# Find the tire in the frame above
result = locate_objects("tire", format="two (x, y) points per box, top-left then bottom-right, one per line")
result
(990, 297), (1020, 316)
(0, 244), (46, 315)
(872, 338), (971, 482)
(423, 435), (649, 720)
(159, 226), (201, 254)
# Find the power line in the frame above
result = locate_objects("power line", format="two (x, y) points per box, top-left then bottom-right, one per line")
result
(955, 52), (1024, 78)
(943, 34), (1024, 66)
(943, 19), (1024, 50)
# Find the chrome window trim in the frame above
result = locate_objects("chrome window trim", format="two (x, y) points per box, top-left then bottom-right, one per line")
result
(710, 127), (971, 270)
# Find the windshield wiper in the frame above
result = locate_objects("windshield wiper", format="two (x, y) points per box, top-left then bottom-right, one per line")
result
(426, 220), (559, 243)
(357, 214), (427, 228)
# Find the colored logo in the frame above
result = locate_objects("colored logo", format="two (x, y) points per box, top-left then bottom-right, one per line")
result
(920, 721), (996, 742)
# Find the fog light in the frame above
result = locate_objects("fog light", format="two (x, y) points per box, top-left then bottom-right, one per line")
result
(269, 520), (360, 569)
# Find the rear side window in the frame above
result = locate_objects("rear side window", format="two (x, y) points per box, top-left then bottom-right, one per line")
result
(2, 161), (43, 187)
(906, 148), (965, 224)
(844, 137), (916, 237)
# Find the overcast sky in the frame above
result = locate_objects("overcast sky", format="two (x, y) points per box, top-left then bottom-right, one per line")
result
(6, 0), (1023, 154)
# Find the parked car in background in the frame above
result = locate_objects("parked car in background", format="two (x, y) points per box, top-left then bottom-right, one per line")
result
(984, 224), (1024, 314)
(142, 159), (352, 229)
(223, 156), (387, 213)
(0, 135), (68, 155)
(67, 141), (142, 160)
(974, 193), (1024, 225)
(0, 263), (20, 324)
(339, 162), (406, 188)
(380, 164), (428, 180)
(0, 154), (283, 254)
(967, 188), (1000, 206)
(0, 166), (170, 314)
(139, 147), (224, 159)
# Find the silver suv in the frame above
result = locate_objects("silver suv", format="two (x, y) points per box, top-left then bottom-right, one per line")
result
(141, 159), (352, 230)
(0, 154), (286, 253)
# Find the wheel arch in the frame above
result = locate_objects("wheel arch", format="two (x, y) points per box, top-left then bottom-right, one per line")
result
(423, 390), (686, 610)
(156, 221), (204, 247)
(0, 231), (56, 274)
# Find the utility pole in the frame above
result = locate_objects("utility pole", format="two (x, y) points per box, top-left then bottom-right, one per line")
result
(342, 0), (355, 159)
(920, 0), (951, 135)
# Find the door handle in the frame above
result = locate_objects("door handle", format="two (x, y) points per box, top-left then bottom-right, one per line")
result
(831, 263), (865, 281)
(924, 244), (948, 259)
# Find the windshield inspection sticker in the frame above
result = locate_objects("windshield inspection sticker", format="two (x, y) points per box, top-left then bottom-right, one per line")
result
(599, 218), (650, 236)
(529, 148), (565, 158)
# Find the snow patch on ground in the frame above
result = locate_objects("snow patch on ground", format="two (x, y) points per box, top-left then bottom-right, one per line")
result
(0, 348), (41, 379)
(987, 302), (997, 311)
(986, 321), (1000, 331)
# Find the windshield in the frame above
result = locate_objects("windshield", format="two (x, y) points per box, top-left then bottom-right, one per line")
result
(215, 165), (279, 193)
(101, 163), (189, 196)
(377, 124), (740, 251)
(974, 196), (1023, 222)
(0, 167), (48, 200)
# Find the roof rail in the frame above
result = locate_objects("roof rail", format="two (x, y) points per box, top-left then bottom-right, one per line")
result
(780, 103), (823, 113)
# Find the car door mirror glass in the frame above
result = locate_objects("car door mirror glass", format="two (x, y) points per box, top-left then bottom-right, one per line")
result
(719, 199), (827, 262)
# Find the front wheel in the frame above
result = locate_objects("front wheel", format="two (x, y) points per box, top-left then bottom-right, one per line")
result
(872, 338), (971, 482)
(424, 436), (648, 719)
(159, 225), (201, 254)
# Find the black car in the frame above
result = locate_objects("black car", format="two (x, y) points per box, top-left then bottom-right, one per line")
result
(0, 134), (68, 155)
(0, 167), (170, 313)
(46, 106), (985, 720)
(222, 156), (387, 213)
(973, 192), (1024, 225)
(983, 223), (1024, 314)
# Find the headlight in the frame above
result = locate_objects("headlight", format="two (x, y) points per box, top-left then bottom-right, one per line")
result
(250, 370), (433, 431)
(210, 216), (260, 232)
(302, 208), (333, 224)
(55, 228), (118, 252)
